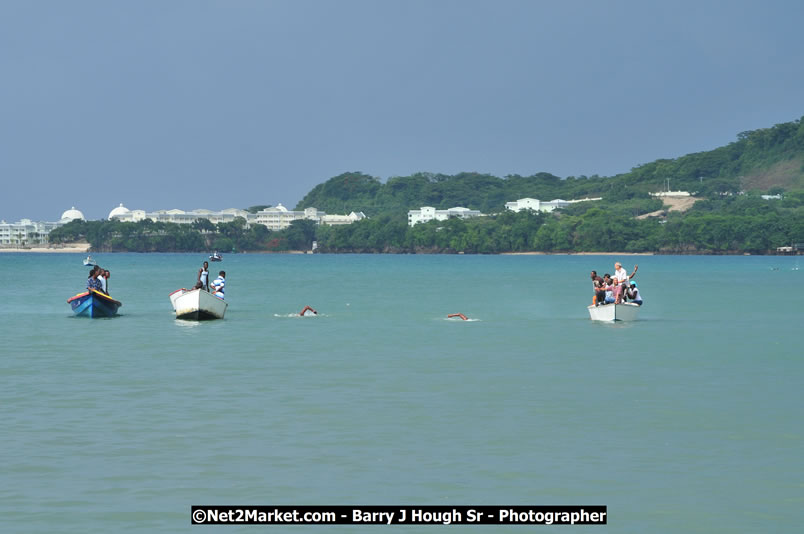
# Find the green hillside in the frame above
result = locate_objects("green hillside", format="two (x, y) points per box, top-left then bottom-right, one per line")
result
(51, 116), (804, 254)
(295, 116), (804, 215)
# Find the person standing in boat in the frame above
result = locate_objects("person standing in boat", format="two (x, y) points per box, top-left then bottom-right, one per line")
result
(613, 262), (637, 301)
(613, 262), (638, 286)
(211, 271), (225, 299)
(104, 270), (111, 294)
(197, 261), (210, 291)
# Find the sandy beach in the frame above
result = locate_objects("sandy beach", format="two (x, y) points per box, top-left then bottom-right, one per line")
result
(0, 243), (90, 253)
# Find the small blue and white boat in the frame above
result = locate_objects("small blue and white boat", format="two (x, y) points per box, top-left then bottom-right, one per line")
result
(67, 290), (122, 318)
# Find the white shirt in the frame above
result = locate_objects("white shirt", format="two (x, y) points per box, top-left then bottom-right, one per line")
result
(614, 267), (629, 284)
(98, 275), (107, 292)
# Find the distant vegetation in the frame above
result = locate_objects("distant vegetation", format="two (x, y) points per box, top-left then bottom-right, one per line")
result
(296, 116), (804, 216)
(49, 217), (317, 253)
(314, 192), (804, 254)
(51, 116), (804, 254)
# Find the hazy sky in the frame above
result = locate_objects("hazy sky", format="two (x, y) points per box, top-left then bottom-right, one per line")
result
(2, 0), (803, 221)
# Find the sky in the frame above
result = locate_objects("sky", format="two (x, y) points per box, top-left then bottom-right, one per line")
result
(1, 0), (803, 221)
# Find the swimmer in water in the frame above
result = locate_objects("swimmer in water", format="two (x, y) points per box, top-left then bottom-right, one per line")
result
(447, 313), (468, 321)
(300, 305), (318, 316)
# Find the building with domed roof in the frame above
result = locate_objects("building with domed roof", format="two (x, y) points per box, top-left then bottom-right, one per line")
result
(1, 206), (85, 247)
(2, 201), (367, 247)
(254, 204), (318, 230)
(108, 203), (130, 220)
(111, 206), (256, 225)
(60, 207), (85, 222)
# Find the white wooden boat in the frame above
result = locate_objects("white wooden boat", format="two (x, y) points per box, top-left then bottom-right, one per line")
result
(587, 302), (640, 322)
(169, 288), (227, 320)
(83, 255), (96, 266)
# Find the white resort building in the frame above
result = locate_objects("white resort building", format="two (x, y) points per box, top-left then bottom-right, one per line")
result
(2, 202), (366, 246)
(504, 197), (602, 213)
(110, 204), (255, 225)
(320, 211), (367, 226)
(649, 191), (691, 198)
(254, 205), (366, 230)
(407, 206), (482, 226)
(0, 207), (85, 247)
(255, 205), (316, 231)
(110, 203), (366, 231)
(505, 198), (569, 213)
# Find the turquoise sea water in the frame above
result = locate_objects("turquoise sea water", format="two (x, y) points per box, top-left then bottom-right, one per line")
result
(1, 253), (802, 533)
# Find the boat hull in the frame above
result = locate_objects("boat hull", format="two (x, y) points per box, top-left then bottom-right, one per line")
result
(169, 288), (227, 320)
(588, 302), (640, 322)
(67, 290), (122, 318)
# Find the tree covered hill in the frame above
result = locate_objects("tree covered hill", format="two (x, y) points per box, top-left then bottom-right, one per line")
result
(295, 116), (804, 215)
(48, 115), (804, 255)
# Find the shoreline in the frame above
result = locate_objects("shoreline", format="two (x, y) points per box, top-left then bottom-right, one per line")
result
(0, 244), (90, 253)
(2, 247), (794, 256)
(500, 251), (655, 256)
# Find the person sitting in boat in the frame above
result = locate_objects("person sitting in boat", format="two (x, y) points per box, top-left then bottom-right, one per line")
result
(96, 266), (107, 294)
(600, 276), (616, 305)
(614, 278), (626, 304)
(198, 261), (210, 291)
(626, 282), (643, 305)
(597, 274), (612, 304)
(211, 271), (225, 299)
(590, 270), (605, 305)
(86, 266), (103, 292)
(300, 305), (317, 316)
(104, 270), (111, 294)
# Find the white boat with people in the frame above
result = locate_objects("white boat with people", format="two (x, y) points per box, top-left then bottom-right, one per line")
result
(169, 288), (228, 320)
(209, 251), (223, 262)
(588, 302), (640, 322)
(83, 255), (96, 266)
(588, 261), (643, 322)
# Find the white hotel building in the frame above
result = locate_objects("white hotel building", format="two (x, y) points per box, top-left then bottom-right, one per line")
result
(109, 204), (256, 225)
(255, 205), (366, 230)
(407, 206), (482, 226)
(504, 198), (570, 213)
(504, 197), (602, 213)
(1, 203), (366, 246)
(405, 197), (603, 227)
(110, 203), (365, 230)
(0, 207), (85, 246)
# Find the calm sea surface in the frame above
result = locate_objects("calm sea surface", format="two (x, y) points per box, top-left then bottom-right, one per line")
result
(1, 253), (801, 533)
